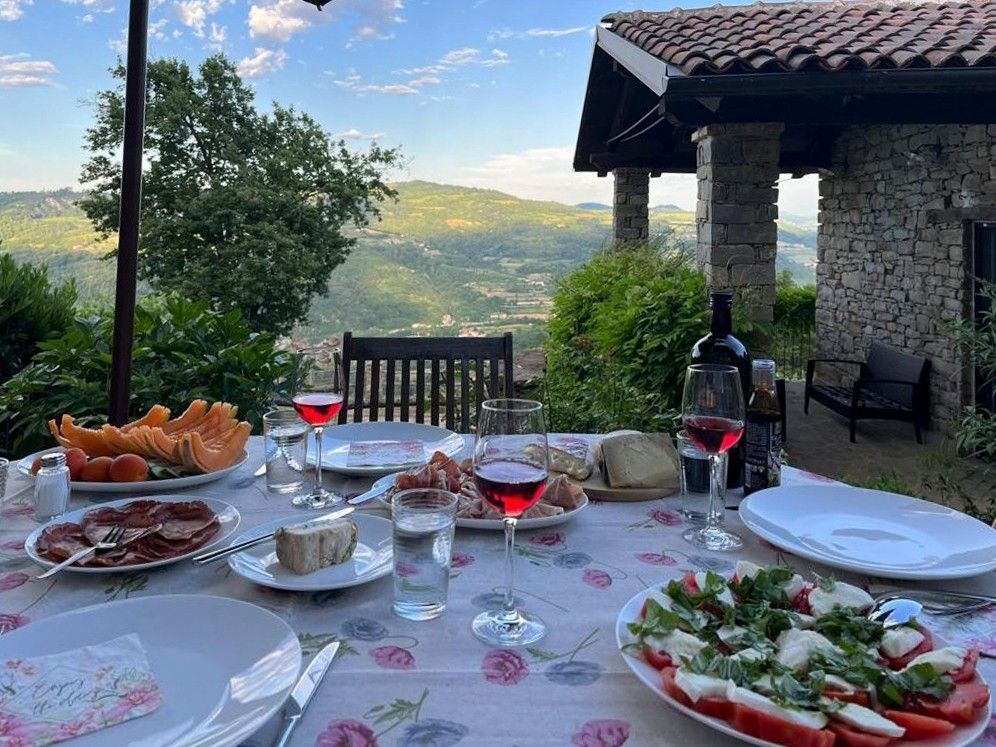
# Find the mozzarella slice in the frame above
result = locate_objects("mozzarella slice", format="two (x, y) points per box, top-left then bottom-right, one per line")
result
(726, 684), (829, 729)
(694, 572), (735, 606)
(832, 703), (905, 738)
(776, 628), (841, 671)
(807, 582), (874, 617)
(735, 560), (764, 580)
(674, 669), (731, 702)
(791, 613), (816, 629)
(734, 562), (807, 602)
(880, 627), (925, 659)
(717, 625), (749, 645)
(645, 629), (707, 664)
(823, 674), (859, 693)
(643, 588), (674, 615)
(731, 648), (767, 663)
(902, 646), (967, 676)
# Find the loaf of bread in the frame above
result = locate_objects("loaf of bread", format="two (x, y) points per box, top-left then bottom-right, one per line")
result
(275, 517), (358, 575)
(596, 432), (679, 489)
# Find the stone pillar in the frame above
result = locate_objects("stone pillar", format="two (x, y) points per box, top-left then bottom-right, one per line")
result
(613, 167), (650, 245)
(693, 123), (783, 321)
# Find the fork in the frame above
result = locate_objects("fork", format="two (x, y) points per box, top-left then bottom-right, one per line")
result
(36, 524), (127, 580)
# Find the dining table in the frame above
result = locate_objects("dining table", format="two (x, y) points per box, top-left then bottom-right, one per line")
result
(2, 434), (994, 747)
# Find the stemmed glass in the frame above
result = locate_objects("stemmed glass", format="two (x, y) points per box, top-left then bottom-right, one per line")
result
(681, 364), (746, 551)
(471, 399), (548, 647)
(291, 347), (344, 510)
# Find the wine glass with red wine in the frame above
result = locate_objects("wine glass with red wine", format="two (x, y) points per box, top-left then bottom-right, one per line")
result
(471, 399), (548, 647)
(681, 364), (746, 551)
(291, 347), (344, 509)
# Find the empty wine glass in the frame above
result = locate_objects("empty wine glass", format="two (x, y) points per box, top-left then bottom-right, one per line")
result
(291, 347), (344, 509)
(681, 364), (745, 551)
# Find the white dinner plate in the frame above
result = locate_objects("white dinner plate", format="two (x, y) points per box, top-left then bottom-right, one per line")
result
(615, 586), (990, 747)
(228, 513), (393, 591)
(739, 485), (996, 580)
(310, 422), (465, 476)
(0, 594), (301, 747)
(369, 472), (590, 530)
(18, 448), (248, 494)
(25, 495), (241, 574)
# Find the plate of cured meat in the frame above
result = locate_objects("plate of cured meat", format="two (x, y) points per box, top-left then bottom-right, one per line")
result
(369, 451), (589, 530)
(25, 496), (240, 574)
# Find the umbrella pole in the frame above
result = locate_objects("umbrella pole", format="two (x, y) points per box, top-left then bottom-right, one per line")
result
(108, 0), (149, 426)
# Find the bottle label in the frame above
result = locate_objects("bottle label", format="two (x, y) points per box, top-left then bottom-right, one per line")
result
(744, 416), (781, 494)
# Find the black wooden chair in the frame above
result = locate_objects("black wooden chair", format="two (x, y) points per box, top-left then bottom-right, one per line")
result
(805, 341), (931, 443)
(337, 332), (514, 433)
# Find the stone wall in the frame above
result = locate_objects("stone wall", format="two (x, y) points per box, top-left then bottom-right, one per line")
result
(817, 124), (995, 425)
(693, 123), (783, 321)
(612, 168), (650, 244)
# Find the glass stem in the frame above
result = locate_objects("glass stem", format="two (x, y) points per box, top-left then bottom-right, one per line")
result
(314, 426), (324, 491)
(502, 517), (518, 617)
(707, 454), (723, 528)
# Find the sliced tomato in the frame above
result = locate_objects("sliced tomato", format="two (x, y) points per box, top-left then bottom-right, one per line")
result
(793, 584), (815, 614)
(682, 571), (700, 594)
(660, 667), (692, 706)
(828, 723), (892, 747)
(914, 680), (990, 724)
(881, 710), (955, 740)
(888, 626), (933, 670)
(730, 704), (836, 747)
(638, 599), (650, 620)
(823, 688), (871, 707)
(659, 667), (734, 720)
(950, 648), (980, 683)
(642, 643), (674, 671)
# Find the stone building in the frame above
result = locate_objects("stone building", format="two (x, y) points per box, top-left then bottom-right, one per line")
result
(574, 0), (996, 424)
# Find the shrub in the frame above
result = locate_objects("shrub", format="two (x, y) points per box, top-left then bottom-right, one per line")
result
(545, 244), (707, 433)
(951, 280), (996, 462)
(0, 294), (301, 456)
(0, 252), (77, 382)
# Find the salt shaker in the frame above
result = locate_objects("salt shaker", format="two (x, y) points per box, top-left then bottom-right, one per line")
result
(34, 453), (70, 522)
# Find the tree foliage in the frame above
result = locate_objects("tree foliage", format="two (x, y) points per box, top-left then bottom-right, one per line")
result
(79, 54), (400, 334)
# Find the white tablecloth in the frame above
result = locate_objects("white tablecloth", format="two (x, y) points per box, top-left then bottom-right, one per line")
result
(1, 436), (994, 747)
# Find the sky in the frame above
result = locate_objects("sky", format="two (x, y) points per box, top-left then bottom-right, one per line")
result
(0, 0), (818, 215)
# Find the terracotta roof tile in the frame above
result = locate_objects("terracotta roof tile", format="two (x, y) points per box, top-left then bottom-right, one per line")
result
(603, 1), (996, 75)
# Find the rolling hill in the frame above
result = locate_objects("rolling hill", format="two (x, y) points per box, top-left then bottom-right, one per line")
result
(0, 182), (817, 346)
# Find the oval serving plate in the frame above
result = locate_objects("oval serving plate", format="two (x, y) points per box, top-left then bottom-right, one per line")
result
(310, 422), (465, 477)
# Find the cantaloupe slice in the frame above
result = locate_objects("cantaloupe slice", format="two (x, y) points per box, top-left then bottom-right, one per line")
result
(56, 416), (117, 457)
(160, 400), (209, 435)
(121, 405), (171, 432)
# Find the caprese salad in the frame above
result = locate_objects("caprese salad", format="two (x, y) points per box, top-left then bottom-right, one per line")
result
(625, 562), (990, 747)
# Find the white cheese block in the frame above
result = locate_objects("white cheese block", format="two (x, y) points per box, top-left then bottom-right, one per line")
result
(674, 669), (731, 702)
(695, 572), (735, 606)
(832, 703), (905, 738)
(645, 629), (707, 664)
(726, 684), (829, 730)
(807, 582), (874, 617)
(902, 646), (967, 676)
(275, 517), (358, 575)
(525, 443), (592, 480)
(791, 613), (816, 629)
(597, 432), (679, 489)
(776, 628), (841, 671)
(881, 627), (925, 659)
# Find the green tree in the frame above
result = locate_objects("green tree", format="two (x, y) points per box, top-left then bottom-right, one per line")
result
(79, 54), (400, 335)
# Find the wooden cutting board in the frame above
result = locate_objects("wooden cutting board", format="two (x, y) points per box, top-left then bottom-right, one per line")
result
(581, 467), (679, 502)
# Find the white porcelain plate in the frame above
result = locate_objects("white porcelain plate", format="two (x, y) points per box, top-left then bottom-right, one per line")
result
(615, 586), (990, 747)
(18, 448), (248, 493)
(310, 422), (465, 476)
(25, 495), (241, 574)
(369, 472), (590, 530)
(228, 512), (393, 591)
(739, 485), (996, 580)
(0, 594), (301, 747)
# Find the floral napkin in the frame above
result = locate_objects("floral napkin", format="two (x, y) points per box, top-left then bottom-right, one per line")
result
(347, 440), (424, 467)
(0, 633), (163, 745)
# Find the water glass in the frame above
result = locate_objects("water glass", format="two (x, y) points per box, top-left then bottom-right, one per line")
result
(677, 432), (726, 524)
(262, 410), (308, 494)
(392, 488), (458, 621)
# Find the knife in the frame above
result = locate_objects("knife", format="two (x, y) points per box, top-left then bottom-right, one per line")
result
(347, 483), (391, 506)
(274, 641), (340, 747)
(191, 506), (354, 565)
(35, 523), (164, 580)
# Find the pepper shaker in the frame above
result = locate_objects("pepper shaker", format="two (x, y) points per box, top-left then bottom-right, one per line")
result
(34, 453), (70, 522)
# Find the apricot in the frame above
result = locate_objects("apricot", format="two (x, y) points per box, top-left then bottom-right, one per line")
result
(65, 448), (88, 481)
(109, 453), (149, 483)
(80, 456), (113, 482)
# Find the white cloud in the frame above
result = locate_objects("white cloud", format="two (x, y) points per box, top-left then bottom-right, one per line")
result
(81, 12), (93, 21)
(61, 0), (114, 9)
(335, 128), (386, 140)
(249, 0), (404, 45)
(0, 53), (57, 87)
(207, 21), (226, 49)
(489, 25), (589, 42)
(237, 47), (287, 78)
(0, 0), (30, 21)
(175, 0), (229, 38)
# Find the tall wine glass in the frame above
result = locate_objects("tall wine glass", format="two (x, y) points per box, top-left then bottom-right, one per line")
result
(291, 347), (344, 510)
(681, 364), (746, 551)
(472, 399), (548, 647)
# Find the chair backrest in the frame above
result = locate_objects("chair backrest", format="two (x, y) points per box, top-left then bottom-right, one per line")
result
(338, 333), (514, 433)
(864, 341), (930, 407)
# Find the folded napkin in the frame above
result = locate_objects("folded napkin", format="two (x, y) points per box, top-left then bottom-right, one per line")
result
(347, 440), (424, 467)
(0, 633), (163, 746)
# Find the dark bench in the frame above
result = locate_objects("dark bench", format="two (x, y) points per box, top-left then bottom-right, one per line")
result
(805, 342), (931, 443)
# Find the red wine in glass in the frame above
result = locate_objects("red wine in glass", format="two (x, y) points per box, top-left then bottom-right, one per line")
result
(292, 393), (343, 426)
(474, 459), (547, 518)
(684, 414), (744, 455)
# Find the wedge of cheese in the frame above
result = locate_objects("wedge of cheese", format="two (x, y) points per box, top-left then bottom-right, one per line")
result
(275, 517), (358, 575)
(597, 432), (679, 489)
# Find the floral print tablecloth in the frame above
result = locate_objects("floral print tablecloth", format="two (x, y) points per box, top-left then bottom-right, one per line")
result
(1, 436), (993, 747)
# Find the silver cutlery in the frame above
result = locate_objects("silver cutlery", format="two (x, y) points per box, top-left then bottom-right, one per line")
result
(36, 523), (166, 580)
(868, 594), (996, 658)
(192, 506), (355, 565)
(254, 463), (267, 477)
(348, 483), (391, 506)
(274, 640), (340, 747)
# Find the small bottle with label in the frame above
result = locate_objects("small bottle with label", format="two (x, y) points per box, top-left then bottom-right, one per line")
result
(743, 359), (782, 496)
(34, 452), (71, 522)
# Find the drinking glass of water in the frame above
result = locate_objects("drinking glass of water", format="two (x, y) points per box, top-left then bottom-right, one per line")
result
(263, 410), (308, 494)
(677, 431), (726, 524)
(391, 488), (458, 621)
